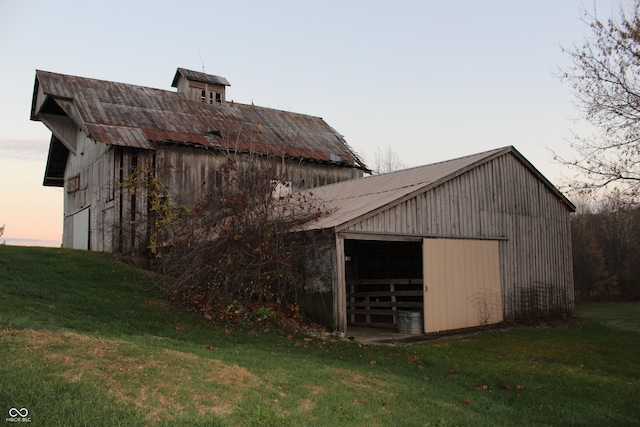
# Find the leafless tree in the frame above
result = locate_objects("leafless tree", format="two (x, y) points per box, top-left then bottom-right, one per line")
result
(559, 1), (640, 203)
(372, 146), (405, 174)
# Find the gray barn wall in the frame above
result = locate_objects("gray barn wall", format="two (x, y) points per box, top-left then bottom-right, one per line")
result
(62, 129), (114, 251)
(341, 154), (574, 321)
(62, 135), (363, 255)
(154, 145), (363, 207)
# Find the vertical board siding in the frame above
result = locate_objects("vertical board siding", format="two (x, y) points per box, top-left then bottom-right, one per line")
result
(343, 153), (574, 321)
(63, 129), (113, 250)
(65, 139), (362, 255)
(155, 145), (363, 208)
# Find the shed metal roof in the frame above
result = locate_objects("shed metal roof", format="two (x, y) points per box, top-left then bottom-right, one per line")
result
(31, 69), (367, 170)
(303, 146), (575, 231)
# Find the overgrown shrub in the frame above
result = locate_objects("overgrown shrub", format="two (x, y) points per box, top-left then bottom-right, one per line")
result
(154, 158), (326, 320)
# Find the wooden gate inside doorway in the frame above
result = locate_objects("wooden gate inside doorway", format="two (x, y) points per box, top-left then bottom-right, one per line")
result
(345, 239), (423, 329)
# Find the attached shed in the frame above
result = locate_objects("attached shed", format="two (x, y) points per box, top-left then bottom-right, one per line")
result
(300, 146), (575, 334)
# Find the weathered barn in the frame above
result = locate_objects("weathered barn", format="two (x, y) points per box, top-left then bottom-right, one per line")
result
(299, 146), (575, 333)
(31, 68), (368, 253)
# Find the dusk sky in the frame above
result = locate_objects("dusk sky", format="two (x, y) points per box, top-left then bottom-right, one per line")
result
(0, 0), (621, 247)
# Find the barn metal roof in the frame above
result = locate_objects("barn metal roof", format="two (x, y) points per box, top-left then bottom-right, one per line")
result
(303, 146), (575, 231)
(31, 69), (368, 170)
(171, 68), (230, 87)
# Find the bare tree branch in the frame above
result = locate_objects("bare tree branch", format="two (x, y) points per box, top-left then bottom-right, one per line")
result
(558, 2), (640, 203)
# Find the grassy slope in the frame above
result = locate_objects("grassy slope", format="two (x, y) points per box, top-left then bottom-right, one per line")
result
(0, 245), (639, 426)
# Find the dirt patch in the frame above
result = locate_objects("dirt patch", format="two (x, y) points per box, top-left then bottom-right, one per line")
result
(8, 329), (260, 423)
(297, 385), (324, 415)
(335, 369), (393, 389)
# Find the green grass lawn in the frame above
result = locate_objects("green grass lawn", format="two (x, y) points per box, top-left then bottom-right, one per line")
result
(1, 245), (639, 426)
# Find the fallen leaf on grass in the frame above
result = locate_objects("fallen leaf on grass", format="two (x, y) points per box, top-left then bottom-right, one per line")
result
(447, 369), (459, 374)
(201, 344), (218, 350)
(516, 385), (525, 390)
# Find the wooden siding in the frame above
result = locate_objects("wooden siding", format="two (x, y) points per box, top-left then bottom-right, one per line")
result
(154, 145), (362, 207)
(62, 128), (114, 251)
(60, 131), (362, 255)
(341, 154), (574, 321)
(60, 126), (151, 254)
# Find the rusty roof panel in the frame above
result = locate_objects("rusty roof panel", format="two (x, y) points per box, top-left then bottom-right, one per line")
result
(32, 70), (366, 170)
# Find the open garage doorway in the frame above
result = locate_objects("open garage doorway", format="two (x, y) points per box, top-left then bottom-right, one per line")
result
(344, 239), (424, 330)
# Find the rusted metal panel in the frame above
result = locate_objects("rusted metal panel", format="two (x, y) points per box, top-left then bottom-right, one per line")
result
(31, 70), (367, 171)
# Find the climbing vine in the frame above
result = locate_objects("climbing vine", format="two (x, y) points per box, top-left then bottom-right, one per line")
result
(119, 166), (188, 257)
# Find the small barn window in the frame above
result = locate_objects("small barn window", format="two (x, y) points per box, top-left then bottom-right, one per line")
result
(67, 174), (80, 194)
(208, 91), (222, 104)
(200, 90), (206, 103)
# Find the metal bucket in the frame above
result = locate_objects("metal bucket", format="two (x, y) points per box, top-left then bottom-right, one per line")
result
(397, 310), (424, 334)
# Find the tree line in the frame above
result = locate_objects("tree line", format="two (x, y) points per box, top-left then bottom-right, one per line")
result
(571, 204), (640, 302)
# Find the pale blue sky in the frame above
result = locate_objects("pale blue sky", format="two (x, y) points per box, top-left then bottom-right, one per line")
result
(0, 0), (621, 245)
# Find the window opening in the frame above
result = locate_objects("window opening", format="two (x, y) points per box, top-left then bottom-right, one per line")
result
(67, 174), (80, 194)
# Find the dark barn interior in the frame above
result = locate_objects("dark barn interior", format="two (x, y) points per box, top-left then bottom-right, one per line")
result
(344, 240), (424, 329)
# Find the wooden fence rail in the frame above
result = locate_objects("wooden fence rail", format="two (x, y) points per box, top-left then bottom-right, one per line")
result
(347, 279), (424, 329)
